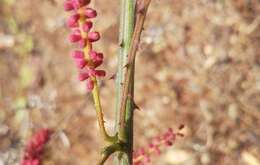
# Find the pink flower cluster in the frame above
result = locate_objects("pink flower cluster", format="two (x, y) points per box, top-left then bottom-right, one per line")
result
(64, 0), (106, 91)
(133, 127), (184, 165)
(20, 129), (52, 165)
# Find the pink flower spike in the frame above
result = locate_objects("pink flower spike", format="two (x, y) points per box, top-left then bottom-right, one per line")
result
(21, 129), (52, 165)
(75, 59), (88, 69)
(67, 14), (80, 28)
(71, 50), (84, 59)
(78, 72), (89, 81)
(95, 70), (106, 77)
(86, 79), (94, 91)
(64, 1), (74, 11)
(85, 8), (97, 18)
(88, 32), (100, 42)
(69, 34), (81, 43)
(83, 21), (93, 32)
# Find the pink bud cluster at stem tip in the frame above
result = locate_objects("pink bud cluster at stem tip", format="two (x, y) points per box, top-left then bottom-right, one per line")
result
(133, 127), (184, 165)
(20, 129), (52, 165)
(64, 0), (106, 92)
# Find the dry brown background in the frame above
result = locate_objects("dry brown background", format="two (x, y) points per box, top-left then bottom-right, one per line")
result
(0, 0), (260, 165)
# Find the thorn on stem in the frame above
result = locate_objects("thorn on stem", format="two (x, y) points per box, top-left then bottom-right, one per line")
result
(133, 101), (141, 110)
(109, 73), (116, 80)
(119, 41), (124, 48)
(124, 63), (130, 68)
(178, 124), (185, 130)
(138, 6), (145, 15)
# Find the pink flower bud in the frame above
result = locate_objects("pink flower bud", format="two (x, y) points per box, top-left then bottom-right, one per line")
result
(138, 148), (145, 155)
(85, 8), (97, 18)
(72, 0), (91, 9)
(89, 50), (98, 59)
(86, 79), (94, 91)
(75, 59), (88, 69)
(89, 51), (103, 61)
(78, 72), (89, 81)
(67, 14), (80, 28)
(154, 146), (161, 155)
(64, 1), (74, 11)
(83, 21), (93, 32)
(95, 70), (106, 77)
(148, 143), (155, 149)
(143, 155), (151, 163)
(93, 59), (103, 68)
(72, 50), (84, 58)
(69, 34), (82, 43)
(88, 32), (100, 42)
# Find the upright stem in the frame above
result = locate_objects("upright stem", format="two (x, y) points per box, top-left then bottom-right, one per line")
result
(115, 0), (135, 164)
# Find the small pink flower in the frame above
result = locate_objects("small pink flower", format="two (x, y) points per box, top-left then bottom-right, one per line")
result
(64, 1), (74, 11)
(89, 50), (98, 59)
(143, 155), (151, 163)
(93, 59), (103, 68)
(78, 72), (89, 81)
(138, 148), (145, 155)
(88, 32), (100, 42)
(69, 33), (82, 43)
(75, 59), (88, 69)
(71, 50), (85, 59)
(84, 8), (97, 18)
(83, 21), (93, 32)
(86, 79), (94, 91)
(71, 0), (91, 9)
(67, 14), (80, 28)
(95, 70), (106, 77)
(89, 50), (103, 61)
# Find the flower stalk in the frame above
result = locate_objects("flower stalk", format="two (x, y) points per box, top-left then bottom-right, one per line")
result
(64, 0), (114, 143)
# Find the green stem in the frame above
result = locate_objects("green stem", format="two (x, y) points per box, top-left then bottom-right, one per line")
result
(115, 0), (135, 164)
